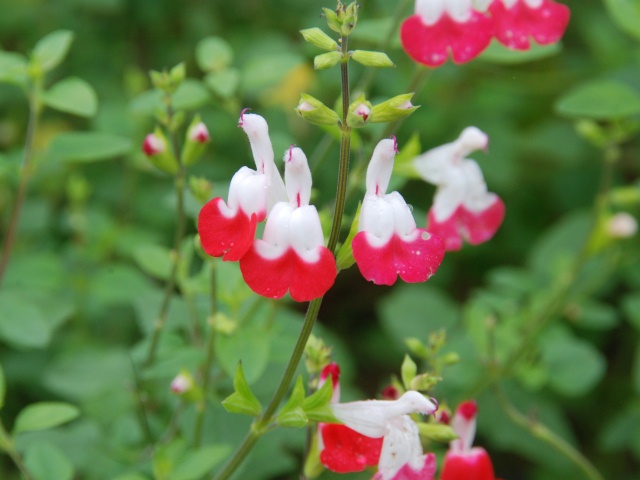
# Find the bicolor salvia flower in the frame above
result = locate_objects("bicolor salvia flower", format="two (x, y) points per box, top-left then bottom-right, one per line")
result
(330, 390), (439, 480)
(318, 364), (384, 474)
(239, 146), (336, 302)
(400, 0), (494, 67)
(400, 0), (570, 67)
(440, 400), (497, 480)
(489, 0), (571, 50)
(413, 127), (505, 251)
(352, 137), (445, 286)
(198, 111), (286, 261)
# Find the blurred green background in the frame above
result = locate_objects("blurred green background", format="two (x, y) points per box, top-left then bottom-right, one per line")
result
(1, 0), (640, 479)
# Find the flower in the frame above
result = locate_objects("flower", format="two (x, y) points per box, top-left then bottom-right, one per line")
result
(331, 390), (438, 480)
(197, 110), (286, 261)
(489, 0), (571, 50)
(400, 0), (494, 67)
(440, 400), (496, 480)
(352, 137), (445, 286)
(413, 127), (505, 251)
(142, 132), (166, 156)
(239, 146), (336, 302)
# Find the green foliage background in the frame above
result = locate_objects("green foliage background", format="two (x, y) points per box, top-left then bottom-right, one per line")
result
(1, 0), (640, 479)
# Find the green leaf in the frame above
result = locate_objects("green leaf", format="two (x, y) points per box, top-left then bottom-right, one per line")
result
(277, 377), (308, 428)
(0, 50), (28, 85)
(623, 294), (640, 331)
(216, 325), (270, 384)
(302, 376), (337, 423)
(24, 441), (74, 480)
(335, 203), (360, 271)
(221, 363), (262, 417)
(417, 422), (458, 443)
(196, 36), (233, 72)
(541, 328), (606, 396)
(31, 30), (75, 73)
(0, 291), (52, 348)
(48, 131), (132, 163)
(204, 69), (240, 99)
(0, 363), (5, 410)
(604, 0), (640, 41)
(43, 77), (98, 117)
(393, 132), (421, 180)
(170, 445), (232, 480)
(555, 80), (640, 120)
(133, 244), (173, 281)
(14, 402), (80, 434)
(479, 39), (561, 64)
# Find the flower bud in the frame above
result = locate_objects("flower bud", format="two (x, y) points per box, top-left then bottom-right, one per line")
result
(370, 93), (419, 123)
(606, 212), (638, 239)
(170, 370), (203, 402)
(296, 93), (340, 125)
(300, 27), (339, 52)
(346, 95), (372, 128)
(401, 354), (417, 390)
(182, 116), (210, 166)
(189, 175), (213, 204)
(410, 373), (442, 392)
(351, 50), (395, 68)
(314, 51), (342, 70)
(142, 129), (179, 174)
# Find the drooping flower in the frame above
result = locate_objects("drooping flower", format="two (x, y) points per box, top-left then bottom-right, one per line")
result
(331, 391), (439, 480)
(318, 363), (384, 474)
(239, 146), (336, 302)
(489, 0), (571, 50)
(352, 137), (445, 286)
(440, 400), (496, 480)
(413, 127), (505, 251)
(400, 0), (494, 67)
(197, 111), (286, 261)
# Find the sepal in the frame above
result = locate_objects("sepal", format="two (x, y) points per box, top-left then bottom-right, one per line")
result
(143, 128), (179, 175)
(221, 362), (262, 417)
(303, 374), (338, 423)
(417, 422), (458, 443)
(346, 94), (372, 128)
(401, 354), (418, 391)
(181, 115), (210, 166)
(277, 377), (308, 428)
(351, 50), (395, 68)
(296, 93), (341, 125)
(300, 28), (339, 52)
(314, 51), (343, 70)
(370, 93), (419, 123)
(335, 203), (361, 271)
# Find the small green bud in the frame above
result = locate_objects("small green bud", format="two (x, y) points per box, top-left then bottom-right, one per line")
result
(189, 176), (213, 205)
(440, 352), (460, 366)
(410, 373), (442, 391)
(401, 354), (418, 390)
(210, 312), (238, 335)
(170, 62), (186, 87)
(300, 28), (339, 52)
(405, 337), (429, 359)
(170, 370), (203, 403)
(351, 50), (394, 68)
(322, 7), (342, 34)
(417, 422), (459, 443)
(314, 51), (343, 70)
(182, 115), (210, 166)
(370, 93), (419, 123)
(346, 94), (372, 128)
(296, 93), (341, 125)
(340, 2), (359, 36)
(142, 128), (179, 175)
(150, 70), (166, 91)
(304, 334), (333, 376)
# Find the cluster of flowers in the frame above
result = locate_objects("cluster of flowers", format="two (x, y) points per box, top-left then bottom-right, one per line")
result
(401, 0), (571, 67)
(318, 364), (497, 480)
(196, 111), (504, 301)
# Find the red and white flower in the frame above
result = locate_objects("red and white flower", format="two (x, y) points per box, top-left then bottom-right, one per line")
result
(413, 127), (505, 251)
(489, 0), (571, 50)
(198, 111), (286, 261)
(400, 0), (494, 67)
(352, 137), (445, 286)
(239, 146), (336, 302)
(440, 400), (497, 480)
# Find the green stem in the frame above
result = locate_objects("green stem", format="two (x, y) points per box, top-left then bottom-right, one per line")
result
(193, 260), (218, 447)
(495, 386), (605, 480)
(0, 89), (41, 288)
(212, 32), (354, 480)
(144, 101), (187, 368)
(0, 419), (35, 480)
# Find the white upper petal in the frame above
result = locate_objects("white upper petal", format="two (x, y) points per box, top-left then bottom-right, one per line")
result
(331, 391), (437, 438)
(358, 193), (396, 247)
(288, 205), (326, 263)
(415, 0), (474, 24)
(226, 166), (269, 216)
(255, 202), (293, 259)
(284, 146), (312, 207)
(366, 138), (397, 197)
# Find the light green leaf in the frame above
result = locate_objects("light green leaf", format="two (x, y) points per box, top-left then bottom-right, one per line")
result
(24, 441), (74, 480)
(133, 244), (173, 281)
(302, 376), (337, 423)
(14, 402), (80, 434)
(221, 363), (262, 417)
(173, 79), (211, 110)
(479, 39), (561, 64)
(555, 80), (640, 120)
(31, 30), (75, 73)
(604, 0), (640, 41)
(216, 325), (270, 384)
(204, 69), (240, 99)
(0, 363), (5, 410)
(48, 131), (132, 163)
(0, 50), (28, 85)
(0, 291), (52, 348)
(43, 77), (98, 117)
(170, 445), (232, 480)
(196, 36), (233, 72)
(277, 377), (308, 428)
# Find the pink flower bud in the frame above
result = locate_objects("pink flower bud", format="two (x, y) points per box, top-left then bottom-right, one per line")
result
(606, 212), (638, 239)
(189, 122), (210, 143)
(142, 133), (166, 156)
(170, 373), (192, 394)
(355, 103), (371, 121)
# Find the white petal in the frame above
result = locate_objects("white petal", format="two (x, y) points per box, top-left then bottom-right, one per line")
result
(415, 0), (446, 24)
(366, 138), (397, 197)
(288, 205), (326, 263)
(227, 166), (269, 216)
(254, 202), (293, 259)
(387, 192), (419, 239)
(358, 193), (395, 247)
(377, 415), (424, 479)
(284, 146), (312, 207)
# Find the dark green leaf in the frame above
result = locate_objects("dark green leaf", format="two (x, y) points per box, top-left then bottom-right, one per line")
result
(604, 0), (640, 41)
(479, 40), (561, 64)
(216, 325), (270, 384)
(556, 80), (640, 120)
(43, 77), (98, 117)
(622, 293), (640, 330)
(170, 445), (232, 480)
(0, 363), (5, 410)
(48, 131), (132, 163)
(14, 402), (80, 434)
(0, 291), (52, 348)
(24, 441), (74, 480)
(221, 363), (262, 416)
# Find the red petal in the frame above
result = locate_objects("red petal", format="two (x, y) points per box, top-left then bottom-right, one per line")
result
(239, 247), (336, 302)
(198, 198), (262, 261)
(319, 423), (383, 473)
(490, 0), (570, 50)
(352, 230), (445, 286)
(427, 197), (505, 251)
(400, 12), (493, 67)
(441, 448), (496, 480)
